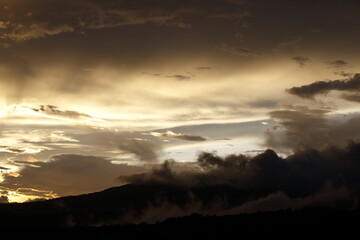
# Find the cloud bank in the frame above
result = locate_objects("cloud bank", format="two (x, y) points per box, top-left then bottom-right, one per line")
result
(119, 141), (360, 213)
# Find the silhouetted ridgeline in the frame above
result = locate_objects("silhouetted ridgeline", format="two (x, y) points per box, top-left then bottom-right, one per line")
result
(0, 184), (359, 238)
(0, 184), (262, 227)
(0, 209), (359, 239)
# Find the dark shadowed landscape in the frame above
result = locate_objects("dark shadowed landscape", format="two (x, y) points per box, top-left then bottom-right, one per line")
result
(1, 184), (360, 238)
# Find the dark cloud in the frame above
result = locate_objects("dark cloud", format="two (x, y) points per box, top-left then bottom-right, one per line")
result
(287, 74), (360, 99)
(0, 195), (8, 203)
(220, 185), (351, 215)
(196, 67), (216, 70)
(292, 56), (308, 68)
(326, 60), (352, 77)
(219, 43), (262, 57)
(0, 166), (10, 171)
(142, 72), (193, 81)
(265, 106), (360, 151)
(0, 147), (25, 154)
(141, 72), (162, 77)
(342, 93), (360, 103)
(149, 131), (206, 142)
(166, 74), (192, 81)
(0, 0), (191, 42)
(31, 104), (96, 121)
(326, 60), (349, 68)
(0, 0), (248, 44)
(142, 72), (194, 81)
(2, 154), (146, 197)
(121, 141), (360, 208)
(118, 139), (160, 162)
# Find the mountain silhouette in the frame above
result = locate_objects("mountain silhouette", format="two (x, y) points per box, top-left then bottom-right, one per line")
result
(0, 184), (359, 238)
(0, 184), (261, 227)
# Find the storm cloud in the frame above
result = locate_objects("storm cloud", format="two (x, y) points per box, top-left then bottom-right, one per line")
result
(120, 141), (360, 209)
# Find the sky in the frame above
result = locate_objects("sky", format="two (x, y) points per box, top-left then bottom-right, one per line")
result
(0, 0), (359, 202)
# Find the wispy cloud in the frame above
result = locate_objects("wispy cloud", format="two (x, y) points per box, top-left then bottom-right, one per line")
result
(219, 43), (262, 57)
(148, 131), (206, 141)
(292, 56), (308, 68)
(6, 103), (108, 124)
(195, 66), (216, 70)
(0, 0), (191, 42)
(326, 60), (352, 77)
(166, 74), (193, 81)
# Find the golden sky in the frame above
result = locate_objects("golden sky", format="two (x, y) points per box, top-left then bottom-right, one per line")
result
(0, 0), (359, 202)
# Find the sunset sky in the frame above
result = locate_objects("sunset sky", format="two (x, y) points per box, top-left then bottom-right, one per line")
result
(0, 0), (359, 202)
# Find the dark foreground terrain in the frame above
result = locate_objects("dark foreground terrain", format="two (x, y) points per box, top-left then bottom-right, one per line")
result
(1, 209), (360, 239)
(0, 184), (359, 239)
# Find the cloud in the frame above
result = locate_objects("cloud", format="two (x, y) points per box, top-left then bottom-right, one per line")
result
(0, 127), (162, 163)
(148, 131), (206, 141)
(0, 195), (8, 203)
(220, 185), (351, 215)
(0, 0), (248, 44)
(2, 23), (74, 42)
(265, 106), (360, 151)
(117, 139), (160, 162)
(166, 74), (193, 81)
(0, 129), (78, 144)
(274, 37), (302, 52)
(292, 56), (308, 68)
(0, 166), (10, 171)
(0, 145), (48, 154)
(0, 147), (25, 154)
(196, 67), (216, 70)
(121, 141), (360, 205)
(142, 72), (193, 81)
(74, 131), (162, 162)
(2, 154), (146, 197)
(219, 44), (262, 57)
(31, 104), (100, 121)
(287, 74), (360, 99)
(0, 129), (77, 155)
(326, 60), (352, 77)
(326, 60), (349, 68)
(341, 93), (360, 103)
(0, 0), (192, 42)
